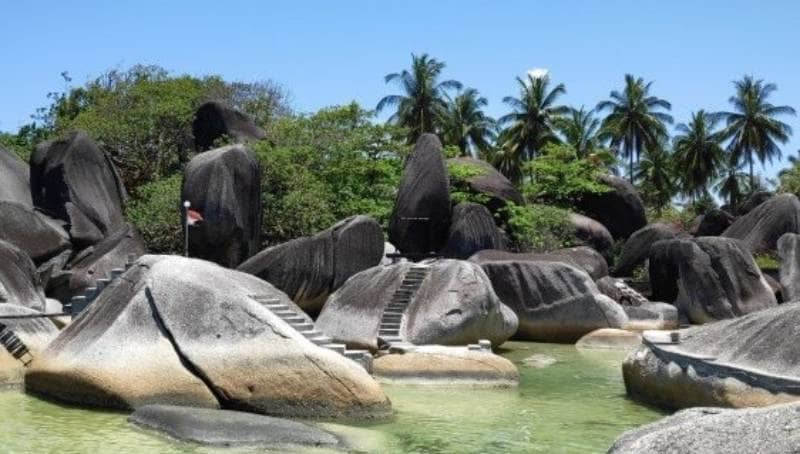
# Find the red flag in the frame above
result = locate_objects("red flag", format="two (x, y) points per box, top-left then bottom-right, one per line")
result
(187, 209), (204, 226)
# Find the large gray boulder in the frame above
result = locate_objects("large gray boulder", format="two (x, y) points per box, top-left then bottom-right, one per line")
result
(738, 190), (773, 215)
(441, 202), (504, 259)
(446, 157), (523, 213)
(723, 193), (800, 253)
(479, 260), (628, 342)
(129, 405), (342, 449)
(694, 208), (734, 236)
(315, 259), (518, 351)
(778, 233), (800, 302)
(388, 134), (451, 256)
(192, 101), (267, 151)
(608, 403), (800, 454)
(614, 223), (685, 277)
(623, 302), (800, 409)
(567, 212), (614, 264)
(182, 144), (261, 268)
(26, 255), (391, 419)
(0, 304), (58, 386)
(469, 246), (608, 280)
(30, 131), (127, 247)
(0, 145), (32, 206)
(238, 215), (383, 314)
(0, 240), (47, 311)
(0, 201), (71, 264)
(574, 174), (646, 239)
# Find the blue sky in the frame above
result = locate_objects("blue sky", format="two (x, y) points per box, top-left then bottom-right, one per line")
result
(2, 1), (800, 179)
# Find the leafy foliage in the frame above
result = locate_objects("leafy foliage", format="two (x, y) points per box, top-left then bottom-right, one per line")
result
(521, 143), (610, 207)
(673, 110), (725, 199)
(501, 202), (575, 252)
(447, 160), (491, 205)
(440, 88), (496, 156)
(125, 174), (183, 254)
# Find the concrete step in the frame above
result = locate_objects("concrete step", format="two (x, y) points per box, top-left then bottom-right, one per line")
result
(379, 329), (399, 336)
(380, 322), (401, 329)
(281, 316), (308, 324)
(382, 314), (402, 321)
(293, 323), (315, 332)
(308, 335), (333, 345)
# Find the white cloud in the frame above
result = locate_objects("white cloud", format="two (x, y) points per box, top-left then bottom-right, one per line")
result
(527, 68), (550, 80)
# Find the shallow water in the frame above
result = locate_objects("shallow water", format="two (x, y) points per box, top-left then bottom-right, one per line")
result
(0, 342), (663, 453)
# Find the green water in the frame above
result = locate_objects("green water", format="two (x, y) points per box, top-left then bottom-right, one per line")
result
(0, 342), (663, 453)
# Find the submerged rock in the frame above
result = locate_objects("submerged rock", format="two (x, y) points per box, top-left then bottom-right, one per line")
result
(575, 328), (642, 351)
(182, 144), (261, 268)
(614, 223), (685, 277)
(26, 255), (391, 419)
(723, 193), (800, 253)
(0, 201), (71, 264)
(479, 260), (628, 342)
(470, 246), (608, 280)
(0, 145), (32, 206)
(238, 215), (384, 314)
(129, 405), (342, 449)
(0, 240), (47, 311)
(192, 101), (267, 151)
(441, 203), (504, 259)
(0, 304), (58, 387)
(574, 174), (646, 239)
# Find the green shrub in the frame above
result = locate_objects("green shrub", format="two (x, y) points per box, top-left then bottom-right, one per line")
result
(125, 174), (183, 254)
(447, 160), (490, 205)
(521, 143), (609, 207)
(501, 202), (575, 252)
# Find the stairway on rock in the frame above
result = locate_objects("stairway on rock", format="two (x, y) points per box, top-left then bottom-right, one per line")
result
(0, 323), (32, 366)
(251, 295), (373, 373)
(65, 254), (138, 318)
(378, 264), (431, 348)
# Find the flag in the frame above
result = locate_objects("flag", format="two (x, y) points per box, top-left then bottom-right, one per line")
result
(187, 209), (204, 226)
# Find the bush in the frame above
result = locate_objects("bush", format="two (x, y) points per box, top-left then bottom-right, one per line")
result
(521, 143), (609, 207)
(125, 174), (183, 254)
(447, 160), (490, 205)
(501, 202), (575, 252)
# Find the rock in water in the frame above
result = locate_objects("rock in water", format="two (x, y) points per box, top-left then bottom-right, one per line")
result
(441, 203), (504, 259)
(608, 403), (800, 454)
(723, 193), (800, 253)
(623, 303), (800, 410)
(567, 213), (615, 264)
(778, 233), (800, 302)
(388, 134), (451, 255)
(694, 208), (734, 236)
(0, 304), (58, 387)
(614, 223), (685, 277)
(30, 131), (127, 247)
(26, 255), (391, 419)
(574, 174), (647, 239)
(182, 144), (261, 268)
(576, 328), (642, 350)
(470, 246), (608, 280)
(479, 260), (628, 342)
(192, 101), (267, 151)
(0, 145), (32, 206)
(129, 405), (342, 448)
(315, 259), (518, 351)
(238, 215), (383, 314)
(0, 201), (71, 264)
(446, 157), (523, 213)
(0, 240), (47, 311)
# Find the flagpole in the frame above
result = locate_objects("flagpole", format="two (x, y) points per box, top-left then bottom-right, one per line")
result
(183, 201), (191, 257)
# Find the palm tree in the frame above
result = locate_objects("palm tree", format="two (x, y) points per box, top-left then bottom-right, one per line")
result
(716, 76), (795, 191)
(498, 72), (569, 166)
(558, 106), (603, 158)
(597, 74), (673, 183)
(376, 53), (462, 143)
(484, 145), (524, 184)
(440, 88), (496, 156)
(673, 110), (725, 201)
(715, 163), (749, 208)
(635, 143), (676, 215)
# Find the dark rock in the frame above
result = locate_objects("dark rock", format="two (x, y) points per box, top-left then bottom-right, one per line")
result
(568, 212), (615, 264)
(238, 216), (384, 314)
(723, 193), (800, 253)
(614, 223), (685, 277)
(0, 240), (47, 311)
(446, 157), (523, 213)
(388, 134), (451, 255)
(574, 174), (647, 239)
(479, 260), (628, 342)
(777, 233), (800, 302)
(0, 304), (58, 386)
(0, 201), (71, 264)
(182, 144), (261, 268)
(595, 276), (624, 302)
(694, 208), (734, 236)
(30, 131), (127, 247)
(469, 246), (608, 280)
(315, 259), (518, 351)
(192, 101), (267, 151)
(441, 203), (504, 259)
(647, 239), (681, 303)
(26, 255), (391, 419)
(129, 405), (342, 448)
(737, 190), (773, 215)
(0, 145), (32, 206)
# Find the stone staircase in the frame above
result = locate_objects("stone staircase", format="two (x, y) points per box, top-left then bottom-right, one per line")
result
(0, 323), (32, 365)
(378, 264), (431, 347)
(65, 255), (138, 317)
(251, 295), (373, 373)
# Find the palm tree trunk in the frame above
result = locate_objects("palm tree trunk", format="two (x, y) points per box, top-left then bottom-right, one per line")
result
(629, 153), (634, 184)
(749, 153), (754, 193)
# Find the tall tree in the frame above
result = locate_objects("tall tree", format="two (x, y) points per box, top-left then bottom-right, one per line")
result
(716, 76), (795, 191)
(498, 72), (569, 166)
(714, 163), (748, 208)
(558, 106), (603, 158)
(376, 53), (462, 143)
(597, 74), (673, 183)
(635, 142), (676, 215)
(673, 110), (725, 201)
(440, 88), (496, 156)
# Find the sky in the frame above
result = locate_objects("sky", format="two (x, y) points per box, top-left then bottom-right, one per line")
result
(2, 0), (800, 180)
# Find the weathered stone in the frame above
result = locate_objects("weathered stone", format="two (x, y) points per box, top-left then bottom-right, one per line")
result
(26, 255), (391, 419)
(723, 193), (800, 253)
(388, 134), (451, 255)
(238, 216), (383, 314)
(568, 212), (615, 265)
(575, 328), (642, 350)
(623, 302), (679, 331)
(0, 240), (46, 311)
(0, 145), (32, 206)
(574, 174), (647, 239)
(479, 260), (628, 342)
(192, 101), (267, 151)
(30, 131), (127, 247)
(470, 246), (608, 280)
(315, 260), (518, 351)
(446, 157), (523, 213)
(441, 203), (504, 259)
(129, 405), (342, 448)
(0, 305), (58, 387)
(738, 190), (773, 215)
(182, 144), (261, 268)
(614, 223), (685, 277)
(693, 208), (734, 236)
(0, 201), (70, 264)
(778, 233), (800, 302)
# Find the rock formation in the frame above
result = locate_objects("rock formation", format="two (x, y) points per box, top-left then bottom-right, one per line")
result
(0, 145), (32, 206)
(0, 304), (58, 386)
(693, 208), (734, 236)
(567, 212), (615, 264)
(470, 246), (608, 280)
(192, 101), (267, 151)
(723, 193), (800, 253)
(441, 202), (504, 259)
(0, 240), (47, 311)
(778, 233), (800, 302)
(614, 223), (685, 277)
(574, 174), (646, 239)
(446, 157), (523, 213)
(0, 201), (71, 264)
